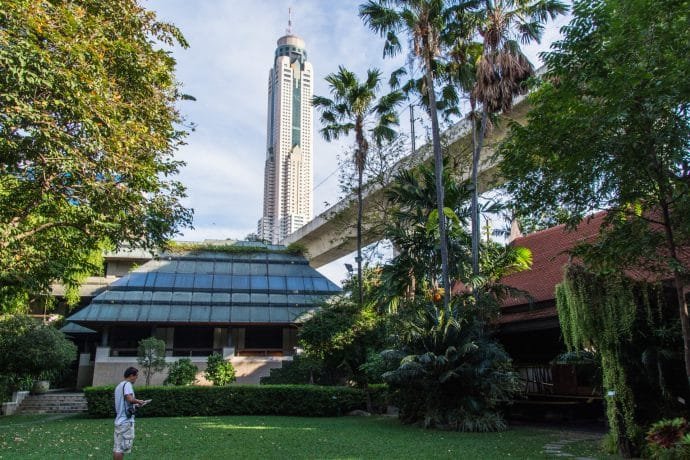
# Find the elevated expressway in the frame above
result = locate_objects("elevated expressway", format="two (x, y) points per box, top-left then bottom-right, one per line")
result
(281, 97), (531, 268)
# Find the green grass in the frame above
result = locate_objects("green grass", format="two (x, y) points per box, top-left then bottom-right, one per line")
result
(0, 414), (619, 459)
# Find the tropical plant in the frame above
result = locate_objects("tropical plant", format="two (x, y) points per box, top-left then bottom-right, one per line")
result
(313, 66), (403, 308)
(377, 163), (471, 312)
(360, 0), (453, 306)
(0, 0), (193, 312)
(468, 0), (566, 276)
(164, 358), (198, 386)
(646, 418), (690, 460)
(498, 0), (690, 389)
(377, 163), (530, 313)
(137, 337), (167, 386)
(383, 296), (520, 431)
(372, 163), (528, 431)
(204, 353), (236, 386)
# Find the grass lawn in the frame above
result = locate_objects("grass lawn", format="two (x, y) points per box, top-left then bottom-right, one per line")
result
(0, 414), (619, 459)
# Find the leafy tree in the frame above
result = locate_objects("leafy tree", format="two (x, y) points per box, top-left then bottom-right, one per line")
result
(137, 337), (167, 386)
(498, 0), (690, 388)
(0, 315), (77, 398)
(360, 0), (453, 306)
(204, 352), (236, 386)
(164, 358), (198, 386)
(0, 0), (193, 312)
(313, 66), (403, 308)
(301, 294), (384, 384)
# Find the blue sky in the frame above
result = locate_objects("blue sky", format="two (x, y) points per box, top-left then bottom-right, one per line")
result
(145, 0), (570, 284)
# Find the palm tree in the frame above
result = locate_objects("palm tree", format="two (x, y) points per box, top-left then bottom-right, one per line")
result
(379, 164), (471, 311)
(469, 0), (566, 276)
(360, 0), (453, 307)
(313, 66), (403, 307)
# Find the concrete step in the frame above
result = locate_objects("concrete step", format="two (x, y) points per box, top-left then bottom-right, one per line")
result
(17, 393), (88, 414)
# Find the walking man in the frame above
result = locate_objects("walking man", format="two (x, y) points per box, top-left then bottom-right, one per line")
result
(113, 367), (146, 459)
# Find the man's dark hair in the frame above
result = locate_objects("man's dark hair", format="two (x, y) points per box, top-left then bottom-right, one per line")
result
(124, 367), (139, 378)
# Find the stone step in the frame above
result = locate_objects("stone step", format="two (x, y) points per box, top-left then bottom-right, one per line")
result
(17, 393), (88, 414)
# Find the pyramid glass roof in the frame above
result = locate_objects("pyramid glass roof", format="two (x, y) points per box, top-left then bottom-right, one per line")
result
(67, 244), (341, 325)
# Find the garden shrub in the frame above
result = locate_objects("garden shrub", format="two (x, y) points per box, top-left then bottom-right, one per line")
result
(84, 384), (370, 418)
(164, 358), (198, 386)
(260, 354), (326, 385)
(645, 418), (690, 459)
(0, 315), (76, 398)
(204, 353), (236, 385)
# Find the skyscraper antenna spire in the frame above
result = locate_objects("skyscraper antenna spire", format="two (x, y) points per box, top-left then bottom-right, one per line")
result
(287, 8), (292, 34)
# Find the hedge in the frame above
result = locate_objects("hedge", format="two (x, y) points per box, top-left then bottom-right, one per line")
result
(84, 384), (385, 418)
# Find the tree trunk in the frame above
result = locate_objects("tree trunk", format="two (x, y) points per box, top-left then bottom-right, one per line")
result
(659, 201), (690, 386)
(471, 108), (489, 277)
(674, 274), (690, 388)
(357, 161), (364, 309)
(425, 68), (450, 308)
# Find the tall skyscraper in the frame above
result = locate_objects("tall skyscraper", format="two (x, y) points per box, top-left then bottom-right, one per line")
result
(258, 26), (313, 244)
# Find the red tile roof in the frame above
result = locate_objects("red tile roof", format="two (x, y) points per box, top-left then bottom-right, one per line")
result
(497, 210), (690, 325)
(500, 213), (605, 308)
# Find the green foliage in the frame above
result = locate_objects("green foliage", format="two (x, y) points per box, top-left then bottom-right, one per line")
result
(260, 354), (329, 385)
(646, 418), (690, 460)
(204, 353), (236, 386)
(163, 241), (305, 256)
(498, 0), (690, 389)
(556, 265), (642, 454)
(285, 242), (308, 256)
(83, 384), (370, 418)
(137, 337), (167, 386)
(164, 358), (198, 386)
(0, 315), (77, 393)
(383, 297), (519, 432)
(299, 293), (386, 387)
(0, 0), (193, 312)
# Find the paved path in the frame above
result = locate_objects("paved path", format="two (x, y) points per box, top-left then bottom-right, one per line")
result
(542, 430), (603, 459)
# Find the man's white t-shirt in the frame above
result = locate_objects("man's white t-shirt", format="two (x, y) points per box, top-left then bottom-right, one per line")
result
(114, 380), (135, 426)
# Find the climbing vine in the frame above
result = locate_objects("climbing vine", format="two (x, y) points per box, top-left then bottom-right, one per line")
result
(556, 264), (642, 455)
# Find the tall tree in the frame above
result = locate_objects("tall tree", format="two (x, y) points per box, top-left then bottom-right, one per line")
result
(313, 67), (403, 308)
(0, 0), (193, 311)
(360, 0), (453, 306)
(470, 0), (566, 275)
(499, 0), (690, 387)
(373, 165), (530, 431)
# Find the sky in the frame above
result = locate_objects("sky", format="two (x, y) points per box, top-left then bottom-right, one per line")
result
(145, 0), (571, 284)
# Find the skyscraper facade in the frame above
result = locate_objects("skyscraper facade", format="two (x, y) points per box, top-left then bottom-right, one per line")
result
(258, 32), (313, 244)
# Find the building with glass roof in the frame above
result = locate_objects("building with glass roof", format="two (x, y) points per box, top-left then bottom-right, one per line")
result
(65, 241), (340, 385)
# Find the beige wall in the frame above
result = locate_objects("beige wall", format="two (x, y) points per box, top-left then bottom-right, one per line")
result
(89, 351), (290, 386)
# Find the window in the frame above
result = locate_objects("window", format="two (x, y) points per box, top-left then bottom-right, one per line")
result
(244, 326), (283, 349)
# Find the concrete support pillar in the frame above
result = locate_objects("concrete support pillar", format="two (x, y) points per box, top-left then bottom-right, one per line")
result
(95, 346), (111, 361)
